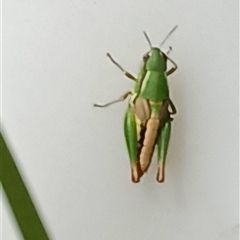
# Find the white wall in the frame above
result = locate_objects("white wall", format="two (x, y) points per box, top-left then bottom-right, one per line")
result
(2, 0), (239, 240)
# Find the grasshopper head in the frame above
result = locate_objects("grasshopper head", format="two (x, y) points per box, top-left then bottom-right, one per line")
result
(146, 47), (166, 72)
(143, 26), (178, 72)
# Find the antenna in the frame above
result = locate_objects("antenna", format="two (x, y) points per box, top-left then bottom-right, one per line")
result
(160, 25), (178, 47)
(143, 31), (152, 48)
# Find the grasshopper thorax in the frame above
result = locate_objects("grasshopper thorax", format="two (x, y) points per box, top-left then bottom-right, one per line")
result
(146, 47), (166, 72)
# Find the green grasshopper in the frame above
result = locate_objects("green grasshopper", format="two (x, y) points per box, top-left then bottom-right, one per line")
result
(94, 26), (178, 183)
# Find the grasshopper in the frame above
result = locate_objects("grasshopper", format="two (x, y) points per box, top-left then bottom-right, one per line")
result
(94, 26), (178, 183)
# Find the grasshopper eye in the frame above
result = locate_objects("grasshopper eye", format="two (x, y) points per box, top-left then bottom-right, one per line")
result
(142, 51), (150, 61)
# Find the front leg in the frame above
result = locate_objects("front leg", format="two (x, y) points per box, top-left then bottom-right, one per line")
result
(166, 46), (172, 55)
(107, 53), (137, 81)
(166, 55), (178, 76)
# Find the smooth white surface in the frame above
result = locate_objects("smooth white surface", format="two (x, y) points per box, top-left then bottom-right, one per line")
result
(3, 0), (239, 240)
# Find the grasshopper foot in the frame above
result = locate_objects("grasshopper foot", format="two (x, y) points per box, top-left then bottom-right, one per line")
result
(156, 162), (165, 183)
(131, 163), (143, 183)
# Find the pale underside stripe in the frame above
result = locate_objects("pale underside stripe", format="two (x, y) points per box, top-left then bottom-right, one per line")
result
(140, 71), (151, 95)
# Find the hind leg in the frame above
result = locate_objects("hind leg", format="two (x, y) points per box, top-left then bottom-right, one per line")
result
(124, 106), (142, 182)
(156, 120), (171, 183)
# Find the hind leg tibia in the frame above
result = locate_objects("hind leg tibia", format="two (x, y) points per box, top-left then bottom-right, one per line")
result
(124, 106), (142, 182)
(156, 120), (171, 183)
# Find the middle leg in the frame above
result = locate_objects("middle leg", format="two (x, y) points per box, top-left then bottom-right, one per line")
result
(94, 91), (132, 108)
